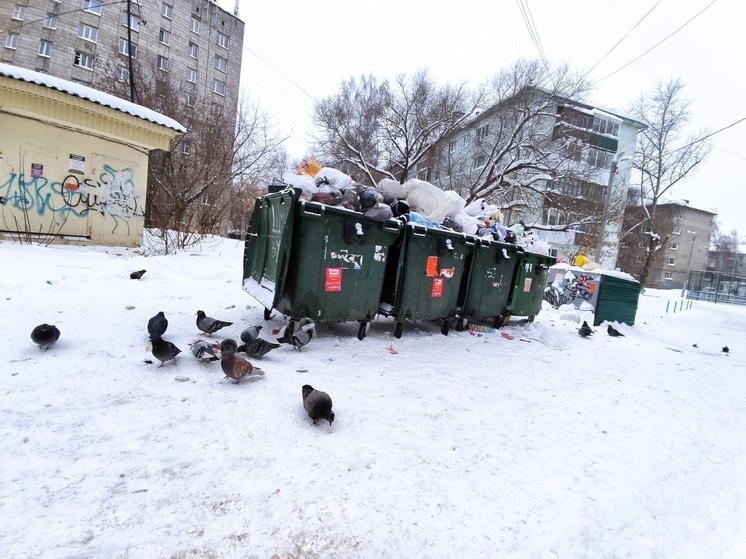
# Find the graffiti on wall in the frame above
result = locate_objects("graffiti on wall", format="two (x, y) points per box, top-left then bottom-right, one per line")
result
(543, 268), (600, 310)
(0, 163), (142, 235)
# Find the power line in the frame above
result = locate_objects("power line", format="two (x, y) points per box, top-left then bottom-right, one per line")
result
(598, 0), (718, 82)
(239, 67), (313, 110)
(0, 1), (125, 35)
(515, 0), (547, 65)
(663, 115), (746, 156)
(585, 0), (662, 77)
(240, 39), (315, 102)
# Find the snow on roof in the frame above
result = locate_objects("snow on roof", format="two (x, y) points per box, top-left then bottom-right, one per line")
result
(0, 63), (185, 133)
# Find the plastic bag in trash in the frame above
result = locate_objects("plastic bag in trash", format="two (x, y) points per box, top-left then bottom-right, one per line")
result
(403, 179), (466, 224)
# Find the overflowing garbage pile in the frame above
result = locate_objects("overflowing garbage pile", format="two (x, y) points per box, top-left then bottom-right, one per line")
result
(276, 160), (550, 255)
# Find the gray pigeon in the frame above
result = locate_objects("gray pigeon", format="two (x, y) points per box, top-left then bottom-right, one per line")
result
(277, 320), (315, 352)
(148, 311), (168, 341)
(130, 269), (146, 280)
(578, 321), (594, 337)
(150, 337), (182, 367)
(196, 310), (233, 336)
(607, 325), (625, 337)
(240, 324), (263, 344)
(237, 337), (281, 359)
(302, 384), (335, 426)
(220, 339), (264, 383)
(30, 323), (60, 349)
(191, 340), (219, 362)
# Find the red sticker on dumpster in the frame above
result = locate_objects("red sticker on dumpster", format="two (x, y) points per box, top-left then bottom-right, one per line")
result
(431, 277), (444, 298)
(426, 256), (438, 277)
(325, 267), (342, 292)
(523, 278), (533, 292)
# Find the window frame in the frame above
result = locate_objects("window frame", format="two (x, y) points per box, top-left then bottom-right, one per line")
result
(212, 78), (226, 96)
(217, 32), (229, 49)
(185, 67), (197, 83)
(82, 0), (102, 16)
(159, 28), (171, 45)
(157, 55), (169, 71)
(161, 3), (172, 19)
(44, 14), (58, 29)
(12, 7), (26, 20)
(5, 34), (19, 49)
(74, 50), (94, 70)
(78, 23), (99, 43)
(121, 12), (140, 32)
(214, 55), (227, 72)
(190, 17), (201, 34)
(118, 38), (137, 58)
(188, 42), (199, 58)
(38, 39), (53, 57)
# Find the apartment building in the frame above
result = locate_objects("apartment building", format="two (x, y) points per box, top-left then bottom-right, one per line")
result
(616, 200), (716, 289)
(1, 0), (243, 121)
(422, 87), (646, 268)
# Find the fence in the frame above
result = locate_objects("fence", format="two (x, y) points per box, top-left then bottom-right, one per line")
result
(686, 270), (746, 306)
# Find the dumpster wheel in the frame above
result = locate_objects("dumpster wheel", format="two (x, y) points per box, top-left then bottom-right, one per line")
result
(441, 319), (450, 336)
(357, 321), (370, 341)
(495, 314), (511, 329)
(394, 321), (403, 339)
(454, 317), (468, 332)
(263, 307), (273, 321)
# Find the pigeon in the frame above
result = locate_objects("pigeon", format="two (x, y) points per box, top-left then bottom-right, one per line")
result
(578, 321), (594, 337)
(30, 323), (60, 349)
(723, 346), (730, 354)
(130, 269), (147, 280)
(147, 311), (168, 341)
(607, 325), (625, 337)
(150, 337), (182, 367)
(220, 339), (264, 383)
(240, 324), (263, 344)
(237, 337), (281, 359)
(196, 310), (233, 336)
(191, 340), (219, 362)
(302, 385), (335, 426)
(277, 321), (315, 352)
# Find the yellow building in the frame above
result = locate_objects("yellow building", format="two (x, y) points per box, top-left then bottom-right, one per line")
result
(0, 63), (184, 247)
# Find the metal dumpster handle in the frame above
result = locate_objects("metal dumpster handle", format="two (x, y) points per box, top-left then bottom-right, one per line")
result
(300, 202), (325, 217)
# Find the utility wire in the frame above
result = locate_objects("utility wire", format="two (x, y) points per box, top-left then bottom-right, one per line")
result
(240, 39), (315, 102)
(0, 1), (125, 35)
(515, 0), (547, 65)
(239, 67), (313, 110)
(598, 0), (718, 82)
(663, 115), (746, 156)
(585, 0), (662, 77)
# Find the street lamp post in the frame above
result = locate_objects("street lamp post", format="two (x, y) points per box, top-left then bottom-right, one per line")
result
(682, 231), (697, 296)
(594, 153), (632, 266)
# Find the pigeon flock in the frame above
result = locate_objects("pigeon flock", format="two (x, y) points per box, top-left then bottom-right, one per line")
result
(28, 269), (332, 428)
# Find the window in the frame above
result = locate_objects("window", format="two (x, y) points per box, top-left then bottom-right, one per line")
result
(642, 225), (651, 233)
(670, 242), (679, 250)
(664, 272), (674, 280)
(78, 23), (98, 43)
(214, 55), (227, 72)
(675, 210), (684, 220)
(548, 248), (559, 258)
(5, 34), (19, 49)
(635, 269), (643, 276)
(190, 17), (200, 34)
(121, 12), (140, 31)
(461, 136), (468, 147)
(217, 32), (229, 49)
(416, 168), (428, 181)
(44, 14), (58, 29)
(118, 38), (137, 57)
(38, 40), (53, 57)
(157, 55), (169, 71)
(620, 240), (629, 248)
(83, 0), (102, 15)
(212, 79), (226, 95)
(587, 147), (613, 169)
(476, 124), (489, 140)
(592, 117), (620, 137)
(161, 3), (172, 19)
(182, 142), (191, 155)
(543, 208), (563, 226)
(473, 155), (487, 168)
(183, 91), (194, 107)
(638, 241), (646, 248)
(448, 141), (455, 154)
(673, 226), (681, 235)
(117, 65), (129, 82)
(188, 42), (198, 58)
(74, 51), (94, 70)
(12, 7), (25, 20)
(185, 67), (197, 82)
(636, 256), (644, 263)
(159, 29), (170, 45)
(666, 257), (676, 266)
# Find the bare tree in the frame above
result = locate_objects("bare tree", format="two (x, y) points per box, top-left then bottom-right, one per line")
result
(313, 70), (482, 185)
(95, 54), (288, 251)
(432, 60), (597, 228)
(625, 78), (712, 287)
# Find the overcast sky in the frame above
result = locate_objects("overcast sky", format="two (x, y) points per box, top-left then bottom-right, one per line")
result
(218, 0), (744, 240)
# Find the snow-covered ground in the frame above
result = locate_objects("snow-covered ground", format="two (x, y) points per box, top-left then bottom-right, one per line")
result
(1, 236), (744, 559)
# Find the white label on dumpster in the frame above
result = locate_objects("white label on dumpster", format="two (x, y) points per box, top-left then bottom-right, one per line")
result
(523, 278), (533, 292)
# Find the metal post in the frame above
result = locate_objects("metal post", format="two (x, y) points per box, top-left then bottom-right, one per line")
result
(126, 0), (136, 103)
(594, 158), (618, 264)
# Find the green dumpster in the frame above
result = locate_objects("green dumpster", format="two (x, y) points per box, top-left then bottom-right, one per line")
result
(242, 188), (402, 340)
(459, 238), (524, 328)
(378, 223), (475, 338)
(592, 273), (641, 327)
(506, 251), (556, 323)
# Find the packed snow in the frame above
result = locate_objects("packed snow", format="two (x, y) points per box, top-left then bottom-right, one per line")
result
(1, 235), (745, 558)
